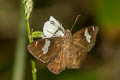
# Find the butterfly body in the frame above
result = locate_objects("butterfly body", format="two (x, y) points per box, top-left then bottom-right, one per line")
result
(47, 29), (76, 74)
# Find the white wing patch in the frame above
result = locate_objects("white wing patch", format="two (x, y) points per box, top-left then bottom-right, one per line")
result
(92, 26), (95, 31)
(43, 16), (65, 38)
(35, 41), (38, 46)
(42, 39), (51, 55)
(84, 28), (91, 43)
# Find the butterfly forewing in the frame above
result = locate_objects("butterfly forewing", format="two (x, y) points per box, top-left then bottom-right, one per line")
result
(73, 26), (98, 52)
(27, 37), (62, 63)
(67, 26), (98, 69)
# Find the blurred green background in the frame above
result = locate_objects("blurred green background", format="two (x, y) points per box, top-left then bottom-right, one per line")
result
(0, 0), (120, 80)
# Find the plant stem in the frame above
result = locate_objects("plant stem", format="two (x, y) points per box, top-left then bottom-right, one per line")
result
(22, 0), (37, 79)
(25, 20), (33, 43)
(25, 16), (37, 80)
(31, 60), (37, 80)
(25, 19), (37, 80)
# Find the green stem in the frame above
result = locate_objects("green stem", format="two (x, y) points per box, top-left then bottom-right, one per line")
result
(25, 19), (37, 80)
(31, 59), (37, 80)
(24, 12), (37, 80)
(22, 0), (37, 79)
(25, 19), (33, 43)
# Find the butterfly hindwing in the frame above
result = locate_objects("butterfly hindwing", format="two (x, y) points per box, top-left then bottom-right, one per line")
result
(27, 37), (62, 63)
(47, 50), (66, 74)
(66, 44), (87, 69)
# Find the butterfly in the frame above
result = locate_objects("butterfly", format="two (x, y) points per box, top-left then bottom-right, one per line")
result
(27, 16), (99, 74)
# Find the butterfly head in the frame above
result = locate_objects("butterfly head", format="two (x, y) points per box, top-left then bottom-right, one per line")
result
(64, 29), (72, 38)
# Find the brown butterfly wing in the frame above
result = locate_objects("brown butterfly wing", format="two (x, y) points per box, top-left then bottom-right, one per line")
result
(67, 26), (98, 68)
(27, 37), (62, 63)
(73, 26), (99, 52)
(66, 44), (87, 69)
(47, 50), (66, 74)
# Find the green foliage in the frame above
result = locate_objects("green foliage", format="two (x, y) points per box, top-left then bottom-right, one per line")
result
(96, 0), (120, 27)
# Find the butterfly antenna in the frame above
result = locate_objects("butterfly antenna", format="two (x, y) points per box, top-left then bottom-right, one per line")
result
(71, 15), (81, 31)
